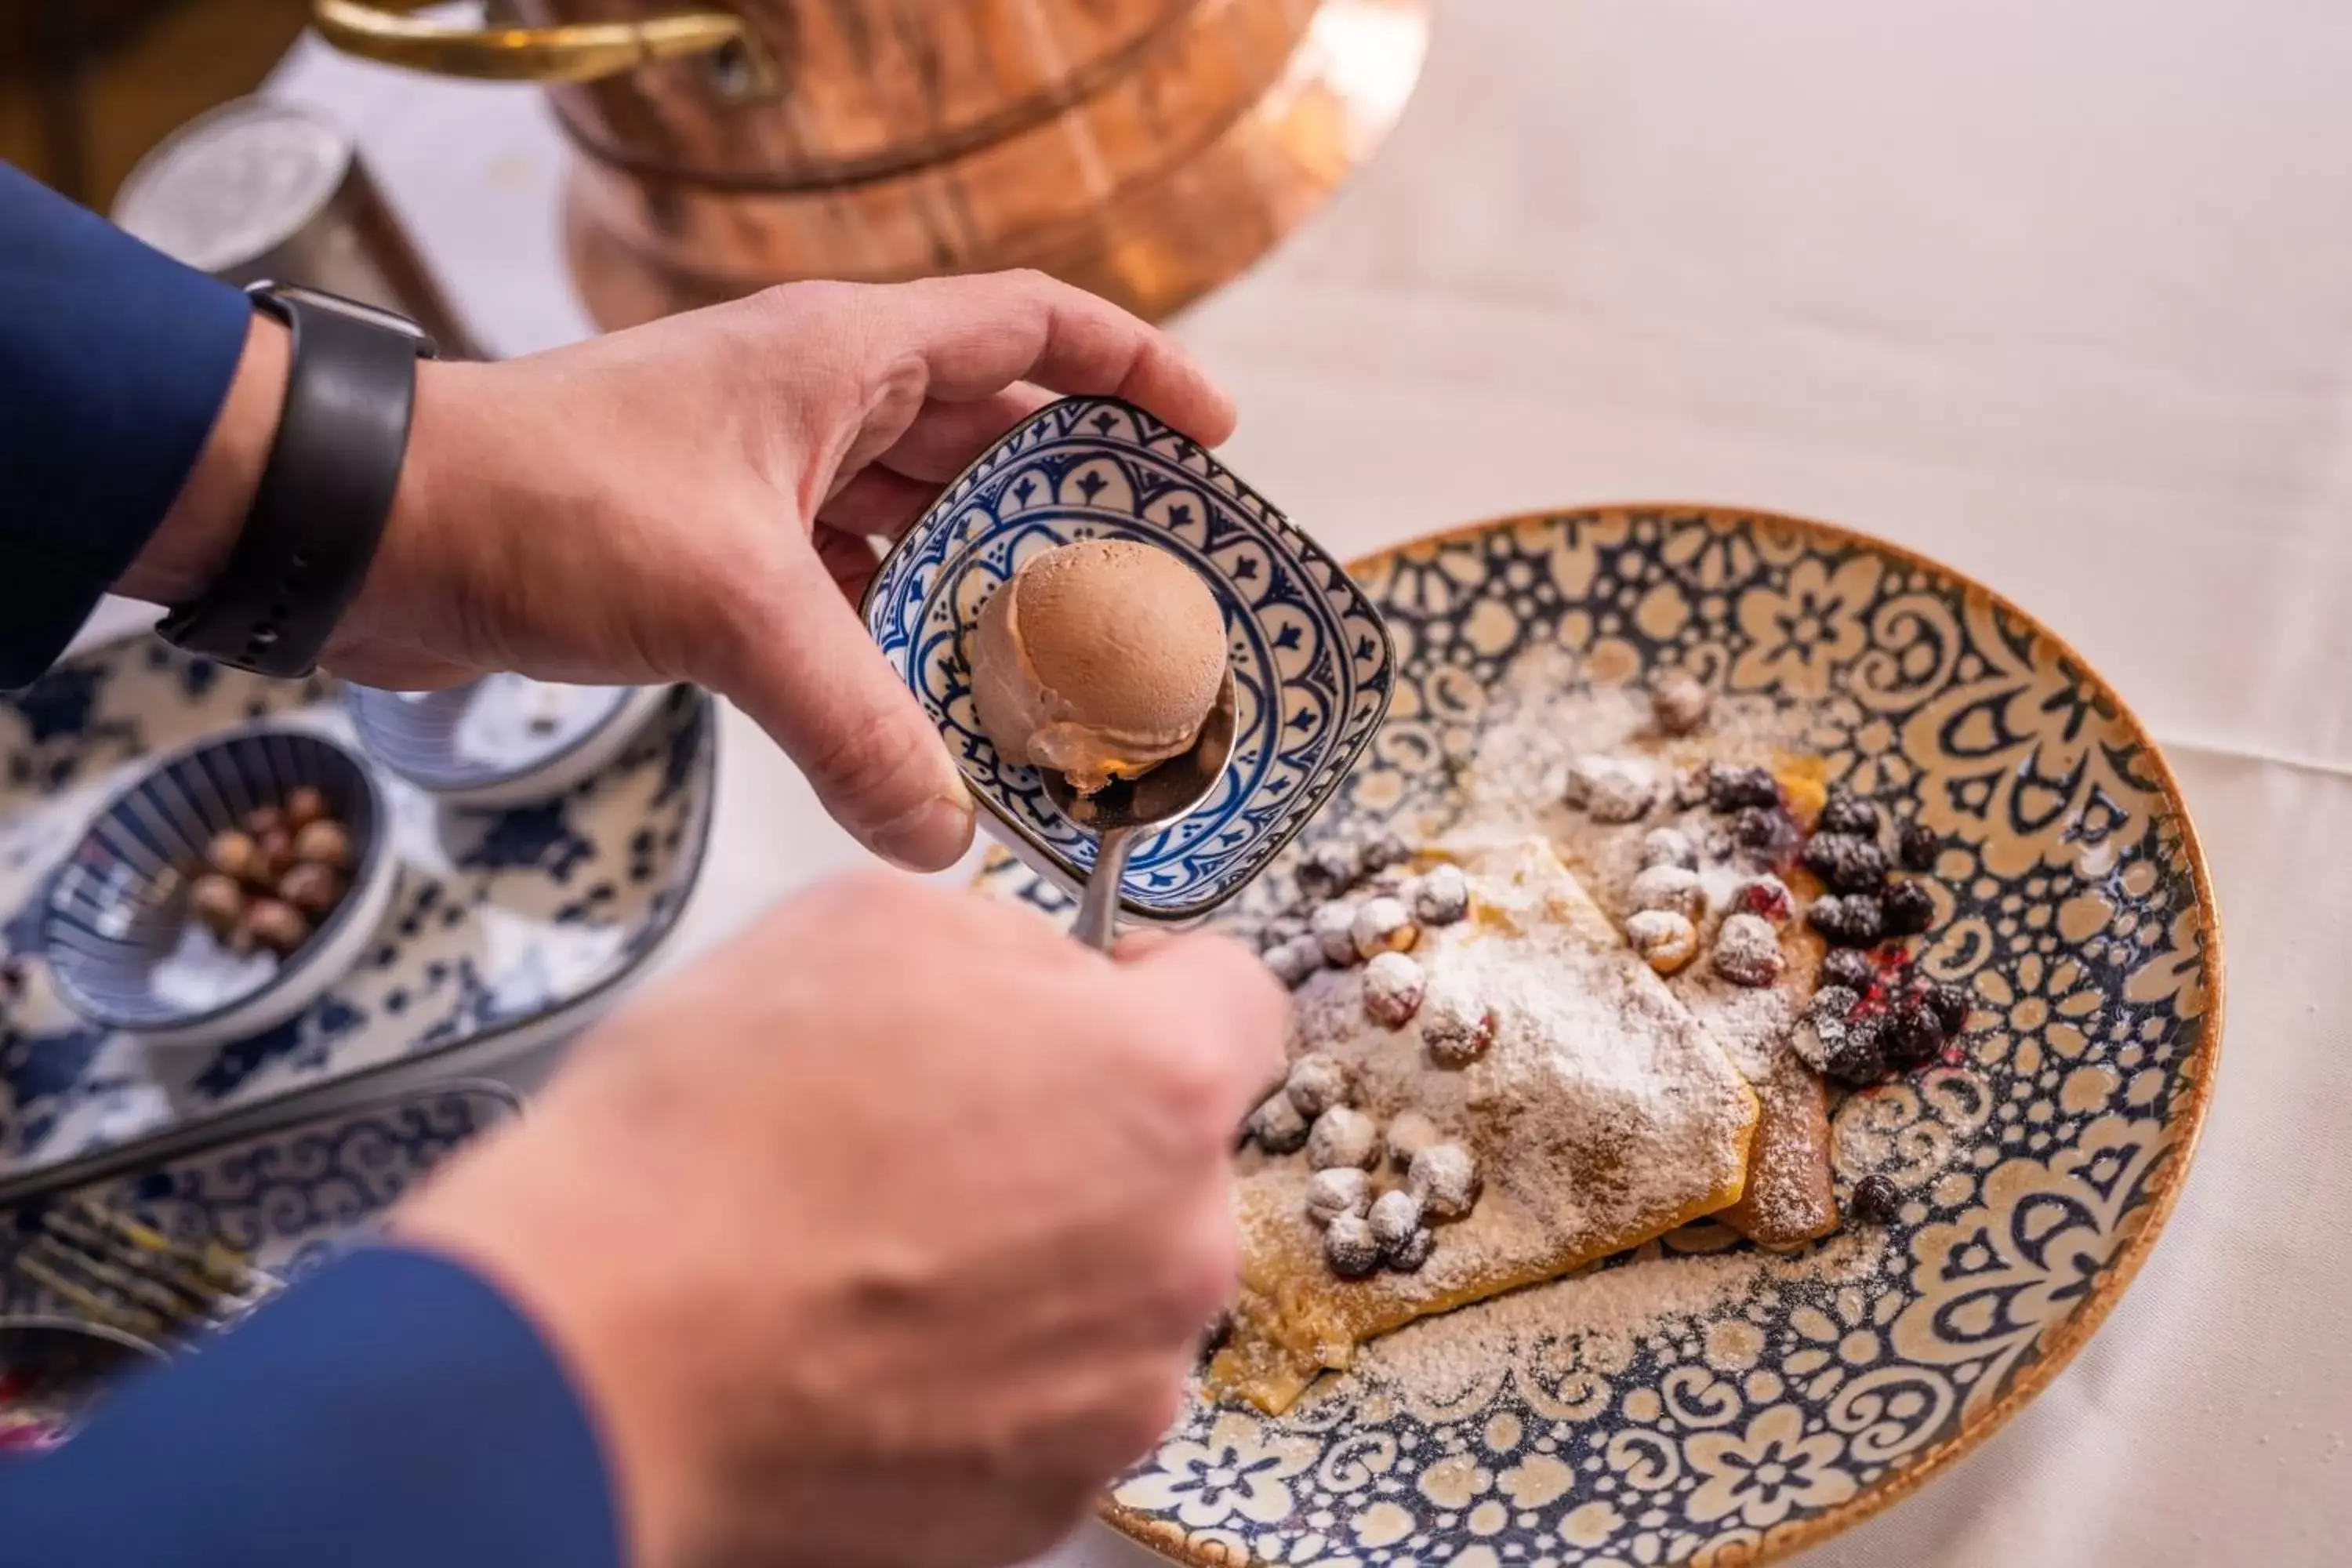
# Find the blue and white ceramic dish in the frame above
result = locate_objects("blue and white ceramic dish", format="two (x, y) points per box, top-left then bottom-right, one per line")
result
(42, 728), (398, 1051)
(0, 1080), (520, 1317)
(344, 678), (675, 809)
(0, 638), (715, 1202)
(863, 396), (1394, 924)
(979, 506), (2220, 1568)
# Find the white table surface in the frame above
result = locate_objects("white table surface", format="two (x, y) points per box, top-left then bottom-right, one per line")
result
(198, 2), (2352, 1562)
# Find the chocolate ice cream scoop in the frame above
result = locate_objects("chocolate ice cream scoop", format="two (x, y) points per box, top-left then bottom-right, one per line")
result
(970, 539), (1229, 794)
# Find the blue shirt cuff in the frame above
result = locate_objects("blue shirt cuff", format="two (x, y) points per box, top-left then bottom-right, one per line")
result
(0, 160), (252, 688)
(0, 1245), (624, 1568)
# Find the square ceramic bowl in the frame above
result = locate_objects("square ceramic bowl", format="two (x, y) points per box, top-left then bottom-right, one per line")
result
(862, 396), (1394, 923)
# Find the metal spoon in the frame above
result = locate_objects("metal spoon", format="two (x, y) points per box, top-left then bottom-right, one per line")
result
(1041, 670), (1239, 951)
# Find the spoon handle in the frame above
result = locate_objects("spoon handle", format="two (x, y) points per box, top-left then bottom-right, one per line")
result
(1072, 826), (1136, 952)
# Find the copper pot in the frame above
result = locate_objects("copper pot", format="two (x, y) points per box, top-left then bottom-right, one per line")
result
(311, 0), (1428, 328)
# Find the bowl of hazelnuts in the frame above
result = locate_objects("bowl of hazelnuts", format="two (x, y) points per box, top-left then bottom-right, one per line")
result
(40, 728), (396, 1051)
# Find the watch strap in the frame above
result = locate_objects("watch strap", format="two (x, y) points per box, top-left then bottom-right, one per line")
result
(158, 283), (434, 677)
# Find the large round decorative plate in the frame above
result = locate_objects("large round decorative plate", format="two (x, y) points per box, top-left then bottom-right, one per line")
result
(974, 506), (2221, 1566)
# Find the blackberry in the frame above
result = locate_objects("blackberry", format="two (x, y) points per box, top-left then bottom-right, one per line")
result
(1819, 947), (1878, 993)
(1882, 999), (1946, 1069)
(1733, 806), (1783, 848)
(1359, 828), (1412, 872)
(1817, 787), (1881, 838)
(1808, 894), (1886, 949)
(1850, 1174), (1903, 1224)
(1897, 819), (1941, 872)
(1798, 832), (1888, 893)
(1822, 1016), (1889, 1087)
(1807, 983), (1862, 1024)
(1706, 764), (1780, 813)
(1882, 878), (1936, 937)
(1924, 982), (1971, 1035)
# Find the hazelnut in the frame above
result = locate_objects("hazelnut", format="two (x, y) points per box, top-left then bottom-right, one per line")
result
(1628, 864), (1705, 922)
(1305, 1168), (1373, 1228)
(237, 898), (310, 957)
(277, 861), (345, 920)
(1362, 951), (1426, 1029)
(1247, 1091), (1310, 1155)
(241, 805), (285, 837)
(1421, 981), (1494, 1066)
(1650, 670), (1713, 735)
(1639, 826), (1697, 870)
(255, 828), (299, 885)
(1625, 909), (1700, 975)
(1368, 1188), (1425, 1253)
(1350, 896), (1417, 960)
(283, 786), (330, 830)
(1409, 1142), (1482, 1221)
(204, 829), (262, 883)
(1410, 863), (1470, 927)
(1284, 1051), (1354, 1118)
(1712, 912), (1785, 987)
(1306, 1106), (1381, 1172)
(293, 819), (354, 870)
(1263, 935), (1325, 989)
(188, 873), (245, 938)
(1312, 902), (1363, 967)
(1385, 1109), (1442, 1172)
(1323, 1214), (1381, 1279)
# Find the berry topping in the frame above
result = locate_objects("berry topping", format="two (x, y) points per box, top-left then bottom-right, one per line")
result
(1897, 819), (1941, 872)
(1705, 764), (1780, 813)
(1850, 1174), (1903, 1223)
(1882, 998), (1946, 1069)
(1307, 1106), (1381, 1171)
(1819, 947), (1878, 993)
(1323, 1213), (1381, 1277)
(1362, 950), (1427, 1028)
(1808, 894), (1886, 949)
(1421, 981), (1496, 1065)
(1298, 840), (1363, 900)
(1385, 1223), (1436, 1272)
(1305, 1167), (1373, 1227)
(1798, 832), (1888, 893)
(1247, 1091), (1309, 1153)
(1359, 828), (1412, 872)
(1881, 878), (1936, 937)
(1821, 1016), (1889, 1087)
(1640, 826), (1698, 870)
(1732, 805), (1784, 849)
(1410, 863), (1471, 926)
(1284, 1051), (1354, 1118)
(1924, 982), (1972, 1035)
(1816, 786), (1881, 838)
(1736, 873), (1795, 924)
(1408, 1142), (1482, 1220)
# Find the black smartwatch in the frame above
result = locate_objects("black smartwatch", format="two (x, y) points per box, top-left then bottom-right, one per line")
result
(158, 281), (438, 678)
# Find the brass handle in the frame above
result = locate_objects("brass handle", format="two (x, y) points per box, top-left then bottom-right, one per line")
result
(312, 0), (775, 89)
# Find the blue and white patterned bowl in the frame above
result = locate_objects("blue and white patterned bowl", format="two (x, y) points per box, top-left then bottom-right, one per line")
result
(41, 728), (397, 1051)
(864, 396), (1395, 923)
(343, 679), (674, 809)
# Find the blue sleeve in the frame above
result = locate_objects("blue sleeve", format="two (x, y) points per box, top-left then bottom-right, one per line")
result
(0, 1246), (624, 1568)
(0, 159), (253, 688)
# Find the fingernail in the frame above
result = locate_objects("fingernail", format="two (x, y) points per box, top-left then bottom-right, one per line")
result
(871, 790), (975, 872)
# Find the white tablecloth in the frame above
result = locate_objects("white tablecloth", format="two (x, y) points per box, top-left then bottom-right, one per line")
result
(244, 4), (2352, 1563)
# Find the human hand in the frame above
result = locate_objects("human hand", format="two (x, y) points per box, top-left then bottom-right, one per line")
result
(132, 274), (1236, 871)
(394, 871), (1286, 1568)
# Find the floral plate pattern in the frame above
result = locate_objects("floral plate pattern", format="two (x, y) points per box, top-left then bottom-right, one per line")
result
(0, 638), (716, 1202)
(974, 506), (2221, 1566)
(0, 1080), (519, 1316)
(866, 396), (1394, 922)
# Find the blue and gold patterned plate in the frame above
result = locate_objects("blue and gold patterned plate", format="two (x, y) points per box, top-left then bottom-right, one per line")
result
(866, 396), (1394, 923)
(1, 1080), (518, 1318)
(0, 639), (715, 1203)
(977, 506), (2220, 1567)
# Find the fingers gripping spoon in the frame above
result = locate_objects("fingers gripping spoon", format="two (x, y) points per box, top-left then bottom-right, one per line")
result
(1041, 671), (1240, 952)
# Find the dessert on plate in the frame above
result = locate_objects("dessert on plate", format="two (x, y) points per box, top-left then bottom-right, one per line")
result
(1218, 660), (1970, 1414)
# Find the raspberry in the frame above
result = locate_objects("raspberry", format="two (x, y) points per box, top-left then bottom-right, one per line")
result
(1799, 832), (1887, 893)
(1808, 894), (1886, 949)
(1850, 1174), (1903, 1223)
(1737, 874), (1794, 923)
(1706, 764), (1780, 812)
(1882, 879), (1936, 937)
(1897, 819), (1940, 872)
(1817, 787), (1881, 838)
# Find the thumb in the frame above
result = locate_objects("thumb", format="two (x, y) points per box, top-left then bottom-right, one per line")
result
(1122, 931), (1291, 1111)
(719, 550), (976, 871)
